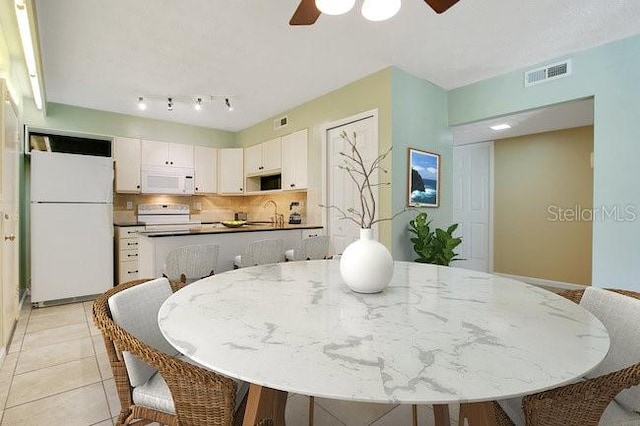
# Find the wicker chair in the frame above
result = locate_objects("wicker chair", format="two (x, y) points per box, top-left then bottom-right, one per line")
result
(285, 235), (330, 261)
(468, 287), (640, 426)
(233, 239), (285, 268)
(164, 244), (219, 284)
(93, 278), (254, 426)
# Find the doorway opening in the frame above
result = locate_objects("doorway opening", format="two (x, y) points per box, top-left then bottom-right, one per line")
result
(452, 98), (594, 287)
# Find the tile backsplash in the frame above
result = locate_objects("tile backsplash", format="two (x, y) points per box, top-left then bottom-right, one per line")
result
(114, 191), (309, 224)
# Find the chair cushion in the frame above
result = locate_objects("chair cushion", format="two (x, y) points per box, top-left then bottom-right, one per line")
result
(132, 370), (175, 414)
(498, 395), (640, 426)
(108, 277), (179, 387)
(580, 287), (640, 412)
(285, 249), (295, 261)
(599, 399), (640, 425)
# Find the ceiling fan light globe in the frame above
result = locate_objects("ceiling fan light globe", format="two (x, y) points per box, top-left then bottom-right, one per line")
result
(315, 0), (356, 16)
(361, 0), (401, 21)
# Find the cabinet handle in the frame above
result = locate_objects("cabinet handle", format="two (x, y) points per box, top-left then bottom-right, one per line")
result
(128, 254), (138, 258)
(165, 161), (169, 165)
(170, 161), (174, 165)
(127, 242), (138, 246)
(259, 166), (263, 170)
(239, 188), (243, 191)
(290, 183), (295, 187)
(136, 185), (140, 189)
(195, 187), (199, 191)
(128, 270), (139, 274)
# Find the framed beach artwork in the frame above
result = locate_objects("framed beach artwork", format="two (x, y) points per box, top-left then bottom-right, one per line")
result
(408, 148), (440, 207)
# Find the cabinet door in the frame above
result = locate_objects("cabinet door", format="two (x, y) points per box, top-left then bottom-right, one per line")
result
(194, 146), (217, 194)
(244, 144), (262, 176)
(141, 140), (169, 166)
(218, 148), (244, 194)
(113, 137), (141, 193)
(282, 129), (308, 190)
(168, 143), (194, 168)
(262, 138), (282, 171)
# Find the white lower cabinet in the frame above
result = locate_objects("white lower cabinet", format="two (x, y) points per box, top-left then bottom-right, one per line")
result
(115, 226), (144, 284)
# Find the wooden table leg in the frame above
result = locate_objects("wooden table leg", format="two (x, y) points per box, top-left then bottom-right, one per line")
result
(458, 402), (495, 426)
(242, 384), (288, 426)
(433, 404), (450, 426)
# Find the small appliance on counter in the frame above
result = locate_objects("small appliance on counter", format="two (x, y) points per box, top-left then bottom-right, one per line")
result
(288, 202), (302, 224)
(234, 212), (248, 221)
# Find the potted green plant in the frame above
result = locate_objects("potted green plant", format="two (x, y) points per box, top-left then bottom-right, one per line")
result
(408, 212), (462, 266)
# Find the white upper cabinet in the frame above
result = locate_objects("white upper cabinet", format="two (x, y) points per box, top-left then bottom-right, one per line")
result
(194, 146), (218, 194)
(281, 129), (308, 190)
(244, 138), (281, 176)
(218, 148), (244, 194)
(141, 140), (194, 168)
(113, 137), (141, 193)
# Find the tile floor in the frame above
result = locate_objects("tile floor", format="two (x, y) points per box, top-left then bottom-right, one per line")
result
(0, 300), (461, 426)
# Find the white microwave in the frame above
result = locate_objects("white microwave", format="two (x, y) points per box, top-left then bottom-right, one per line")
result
(140, 165), (195, 195)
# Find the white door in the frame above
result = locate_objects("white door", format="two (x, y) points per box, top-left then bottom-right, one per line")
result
(325, 114), (377, 255)
(452, 142), (492, 272)
(1, 84), (20, 347)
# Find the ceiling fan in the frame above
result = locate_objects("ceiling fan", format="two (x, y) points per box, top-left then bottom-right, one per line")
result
(290, 0), (460, 25)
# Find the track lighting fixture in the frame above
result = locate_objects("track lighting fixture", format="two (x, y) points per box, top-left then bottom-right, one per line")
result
(135, 95), (236, 113)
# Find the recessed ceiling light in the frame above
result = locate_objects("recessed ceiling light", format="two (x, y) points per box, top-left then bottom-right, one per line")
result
(490, 124), (512, 131)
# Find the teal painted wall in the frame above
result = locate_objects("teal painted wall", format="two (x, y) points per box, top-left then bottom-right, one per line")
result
(23, 102), (236, 147)
(390, 68), (451, 261)
(449, 35), (640, 290)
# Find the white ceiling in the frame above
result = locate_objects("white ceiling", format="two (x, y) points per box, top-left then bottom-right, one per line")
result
(452, 98), (594, 145)
(34, 0), (640, 132)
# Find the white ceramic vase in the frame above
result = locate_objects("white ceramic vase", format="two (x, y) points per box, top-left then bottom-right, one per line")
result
(340, 228), (394, 293)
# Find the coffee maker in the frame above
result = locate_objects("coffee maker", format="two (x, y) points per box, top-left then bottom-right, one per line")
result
(288, 202), (301, 224)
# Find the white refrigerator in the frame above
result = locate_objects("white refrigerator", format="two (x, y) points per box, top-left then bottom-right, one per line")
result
(30, 150), (114, 305)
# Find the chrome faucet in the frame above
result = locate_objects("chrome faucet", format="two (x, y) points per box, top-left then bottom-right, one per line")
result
(263, 200), (284, 228)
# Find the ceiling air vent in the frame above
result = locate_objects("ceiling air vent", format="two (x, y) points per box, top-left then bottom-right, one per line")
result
(273, 115), (289, 130)
(524, 59), (572, 87)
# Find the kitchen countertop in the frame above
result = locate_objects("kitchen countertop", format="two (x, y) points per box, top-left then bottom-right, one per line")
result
(136, 223), (322, 237)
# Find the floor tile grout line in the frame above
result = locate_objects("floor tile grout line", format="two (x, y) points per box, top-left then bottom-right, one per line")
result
(13, 353), (99, 377)
(3, 377), (105, 411)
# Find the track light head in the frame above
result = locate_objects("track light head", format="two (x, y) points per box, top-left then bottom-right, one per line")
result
(137, 97), (147, 110)
(195, 98), (203, 111)
(167, 97), (173, 111)
(225, 98), (234, 112)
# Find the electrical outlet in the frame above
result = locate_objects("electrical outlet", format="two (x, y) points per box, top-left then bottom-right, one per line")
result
(126, 201), (133, 210)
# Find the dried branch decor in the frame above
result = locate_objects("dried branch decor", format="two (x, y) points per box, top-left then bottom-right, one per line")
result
(322, 131), (405, 229)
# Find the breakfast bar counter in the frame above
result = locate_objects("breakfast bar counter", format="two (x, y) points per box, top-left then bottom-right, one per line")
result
(137, 224), (323, 276)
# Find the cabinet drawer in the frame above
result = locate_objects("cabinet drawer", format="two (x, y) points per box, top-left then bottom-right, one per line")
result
(120, 249), (140, 261)
(118, 260), (140, 284)
(119, 238), (139, 251)
(116, 226), (144, 239)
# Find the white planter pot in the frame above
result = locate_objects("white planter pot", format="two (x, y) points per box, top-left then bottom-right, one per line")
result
(339, 228), (394, 293)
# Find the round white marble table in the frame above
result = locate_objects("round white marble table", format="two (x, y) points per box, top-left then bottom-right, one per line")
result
(158, 260), (609, 426)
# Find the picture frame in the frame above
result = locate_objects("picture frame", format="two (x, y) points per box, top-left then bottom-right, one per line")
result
(408, 148), (440, 207)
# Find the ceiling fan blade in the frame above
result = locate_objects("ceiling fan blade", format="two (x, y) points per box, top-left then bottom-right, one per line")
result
(290, 0), (321, 25)
(424, 0), (460, 14)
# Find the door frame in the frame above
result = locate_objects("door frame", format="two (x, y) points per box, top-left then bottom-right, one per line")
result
(320, 109), (379, 241)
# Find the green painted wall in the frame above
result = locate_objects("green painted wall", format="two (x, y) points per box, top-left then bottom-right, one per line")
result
(23, 102), (236, 147)
(390, 68), (451, 261)
(449, 34), (640, 290)
(236, 68), (394, 249)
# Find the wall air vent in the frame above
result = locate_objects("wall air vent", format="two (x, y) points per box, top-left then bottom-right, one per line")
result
(273, 115), (289, 130)
(524, 59), (572, 87)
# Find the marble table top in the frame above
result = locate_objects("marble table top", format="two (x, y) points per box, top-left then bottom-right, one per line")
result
(158, 260), (609, 404)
